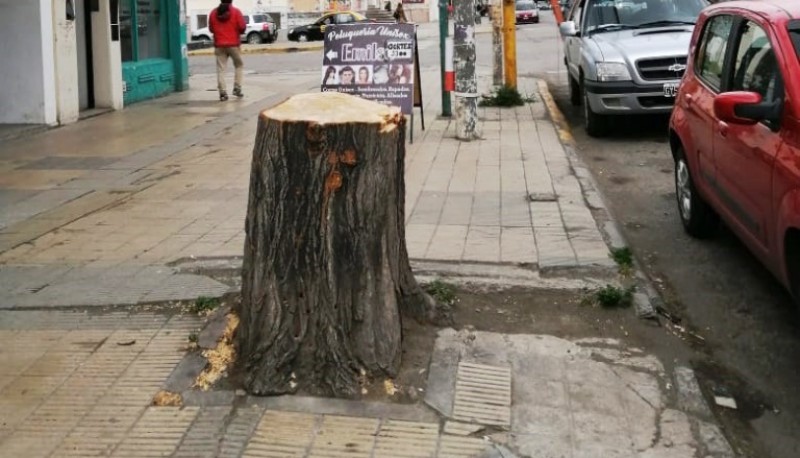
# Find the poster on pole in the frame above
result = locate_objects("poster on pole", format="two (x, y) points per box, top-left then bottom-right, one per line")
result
(321, 22), (417, 115)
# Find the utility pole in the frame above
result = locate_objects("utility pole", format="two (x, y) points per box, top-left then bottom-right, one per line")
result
(453, 0), (479, 140)
(502, 0), (517, 88)
(491, 0), (503, 85)
(438, 0), (452, 117)
(550, 0), (565, 24)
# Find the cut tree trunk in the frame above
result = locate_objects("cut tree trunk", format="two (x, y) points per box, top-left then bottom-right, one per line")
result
(236, 92), (450, 398)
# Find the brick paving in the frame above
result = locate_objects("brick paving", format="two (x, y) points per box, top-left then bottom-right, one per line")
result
(0, 309), (492, 458)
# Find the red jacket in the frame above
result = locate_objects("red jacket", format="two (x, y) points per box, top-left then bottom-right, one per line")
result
(209, 5), (246, 48)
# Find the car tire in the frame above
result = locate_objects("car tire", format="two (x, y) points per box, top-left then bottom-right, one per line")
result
(569, 75), (581, 106)
(247, 33), (263, 44)
(297, 33), (308, 42)
(582, 81), (609, 137)
(674, 147), (718, 238)
(197, 35), (211, 43)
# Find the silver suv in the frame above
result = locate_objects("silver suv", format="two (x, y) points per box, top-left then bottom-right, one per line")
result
(559, 0), (707, 136)
(193, 13), (278, 45)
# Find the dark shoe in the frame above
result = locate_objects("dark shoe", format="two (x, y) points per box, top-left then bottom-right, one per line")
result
(219, 92), (228, 101)
(233, 86), (243, 98)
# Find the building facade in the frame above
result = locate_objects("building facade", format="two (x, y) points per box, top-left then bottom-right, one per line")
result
(186, 0), (438, 37)
(0, 0), (188, 126)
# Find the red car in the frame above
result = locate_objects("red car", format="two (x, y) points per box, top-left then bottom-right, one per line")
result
(669, 0), (800, 297)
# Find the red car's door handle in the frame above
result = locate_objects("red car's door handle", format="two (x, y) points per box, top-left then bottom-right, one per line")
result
(683, 93), (695, 112)
(718, 121), (729, 138)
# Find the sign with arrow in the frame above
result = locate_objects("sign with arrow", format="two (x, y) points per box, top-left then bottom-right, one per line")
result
(321, 23), (418, 115)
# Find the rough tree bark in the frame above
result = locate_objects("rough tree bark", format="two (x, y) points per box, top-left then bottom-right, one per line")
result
(236, 92), (450, 398)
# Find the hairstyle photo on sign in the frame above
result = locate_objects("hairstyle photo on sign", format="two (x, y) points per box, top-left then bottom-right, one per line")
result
(389, 64), (413, 84)
(372, 65), (390, 84)
(322, 66), (338, 85)
(338, 66), (356, 85)
(357, 66), (372, 85)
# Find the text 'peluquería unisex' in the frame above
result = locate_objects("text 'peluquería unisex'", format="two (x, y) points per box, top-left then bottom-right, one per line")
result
(321, 23), (417, 114)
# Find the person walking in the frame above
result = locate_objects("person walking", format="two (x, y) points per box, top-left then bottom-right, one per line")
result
(209, 0), (246, 101)
(393, 2), (408, 23)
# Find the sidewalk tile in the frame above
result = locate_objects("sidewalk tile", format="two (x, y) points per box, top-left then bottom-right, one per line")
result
(406, 224), (437, 259)
(426, 225), (468, 261)
(409, 191), (446, 225)
(500, 227), (536, 264)
(440, 193), (473, 226)
(463, 226), (501, 263)
(470, 192), (501, 227)
(475, 165), (501, 193)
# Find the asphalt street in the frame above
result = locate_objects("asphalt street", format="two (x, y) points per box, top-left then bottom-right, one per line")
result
(188, 11), (800, 457)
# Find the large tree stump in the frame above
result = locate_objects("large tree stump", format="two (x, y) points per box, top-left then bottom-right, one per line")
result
(237, 92), (450, 397)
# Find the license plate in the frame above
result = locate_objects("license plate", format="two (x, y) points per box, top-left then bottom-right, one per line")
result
(663, 83), (679, 98)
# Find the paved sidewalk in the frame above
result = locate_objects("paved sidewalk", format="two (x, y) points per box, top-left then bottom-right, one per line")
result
(0, 70), (612, 308)
(0, 36), (734, 458)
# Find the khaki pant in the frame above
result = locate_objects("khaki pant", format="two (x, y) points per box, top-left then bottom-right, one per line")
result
(215, 47), (243, 94)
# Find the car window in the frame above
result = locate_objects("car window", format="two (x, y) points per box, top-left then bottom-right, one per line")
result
(570, 0), (584, 30)
(790, 20), (800, 63)
(730, 21), (780, 103)
(317, 15), (333, 25)
(252, 15), (267, 23)
(336, 13), (353, 24)
(516, 2), (535, 11)
(244, 16), (250, 24)
(582, 0), (706, 34)
(695, 15), (734, 91)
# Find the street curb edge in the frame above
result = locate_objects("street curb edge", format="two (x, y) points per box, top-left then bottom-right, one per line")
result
(188, 44), (324, 57)
(536, 79), (659, 319)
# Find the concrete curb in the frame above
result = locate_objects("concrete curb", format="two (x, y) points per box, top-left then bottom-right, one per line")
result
(536, 80), (659, 320)
(188, 43), (323, 57)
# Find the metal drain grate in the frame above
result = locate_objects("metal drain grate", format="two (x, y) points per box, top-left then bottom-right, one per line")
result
(451, 361), (512, 427)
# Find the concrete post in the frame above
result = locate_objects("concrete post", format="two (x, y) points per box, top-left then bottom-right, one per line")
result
(491, 0), (503, 86)
(453, 0), (479, 140)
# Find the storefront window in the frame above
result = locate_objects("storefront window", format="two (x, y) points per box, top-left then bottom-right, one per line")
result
(137, 0), (164, 59)
(119, 0), (167, 62)
(119, 0), (134, 61)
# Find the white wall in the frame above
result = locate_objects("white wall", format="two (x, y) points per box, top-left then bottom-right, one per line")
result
(52, 0), (80, 124)
(0, 0), (56, 124)
(92, 0), (123, 110)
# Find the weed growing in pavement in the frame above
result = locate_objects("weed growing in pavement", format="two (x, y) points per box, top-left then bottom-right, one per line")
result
(188, 332), (198, 343)
(193, 296), (220, 314)
(583, 284), (635, 308)
(479, 85), (535, 107)
(424, 280), (458, 305)
(610, 247), (634, 276)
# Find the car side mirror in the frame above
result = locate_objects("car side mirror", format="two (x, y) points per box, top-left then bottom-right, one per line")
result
(560, 21), (578, 37)
(714, 91), (778, 126)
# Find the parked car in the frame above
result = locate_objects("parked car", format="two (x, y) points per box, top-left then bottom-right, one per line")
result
(192, 13), (278, 44)
(669, 0), (800, 299)
(288, 11), (369, 42)
(516, 0), (540, 23)
(559, 0), (708, 136)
